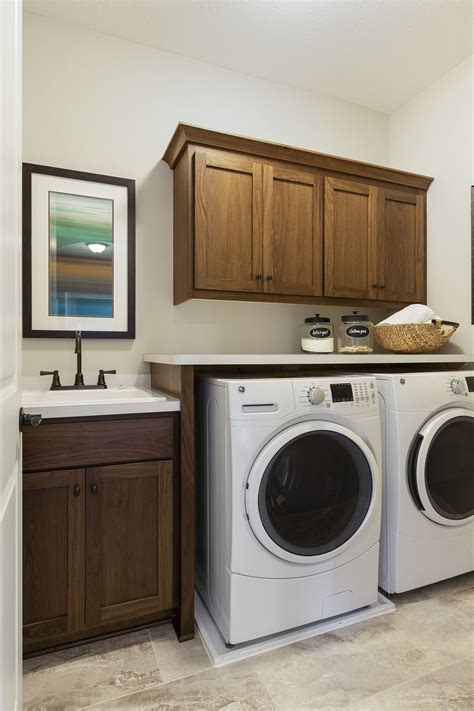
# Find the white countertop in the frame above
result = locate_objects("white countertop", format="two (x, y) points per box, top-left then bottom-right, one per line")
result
(22, 386), (180, 419)
(144, 353), (472, 366)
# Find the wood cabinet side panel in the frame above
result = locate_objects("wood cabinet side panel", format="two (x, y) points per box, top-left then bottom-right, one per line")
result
(173, 151), (193, 305)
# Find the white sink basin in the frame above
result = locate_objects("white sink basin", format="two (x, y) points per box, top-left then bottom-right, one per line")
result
(22, 386), (180, 419)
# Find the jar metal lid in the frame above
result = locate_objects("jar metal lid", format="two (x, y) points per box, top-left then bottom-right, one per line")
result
(304, 313), (331, 323)
(341, 311), (370, 322)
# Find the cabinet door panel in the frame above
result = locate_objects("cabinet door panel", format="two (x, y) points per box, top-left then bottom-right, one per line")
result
(86, 460), (173, 628)
(324, 178), (377, 299)
(195, 152), (263, 292)
(377, 190), (425, 302)
(263, 166), (322, 296)
(23, 469), (85, 644)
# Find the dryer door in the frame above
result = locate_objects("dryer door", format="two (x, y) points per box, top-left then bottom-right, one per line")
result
(409, 408), (474, 526)
(245, 421), (378, 564)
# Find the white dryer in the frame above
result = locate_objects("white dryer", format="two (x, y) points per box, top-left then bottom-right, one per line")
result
(376, 371), (474, 594)
(197, 375), (382, 645)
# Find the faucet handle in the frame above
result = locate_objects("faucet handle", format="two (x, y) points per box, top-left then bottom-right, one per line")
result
(40, 370), (61, 389)
(97, 369), (116, 388)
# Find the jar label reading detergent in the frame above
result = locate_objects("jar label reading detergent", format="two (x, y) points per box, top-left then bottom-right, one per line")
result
(346, 326), (370, 339)
(310, 327), (331, 339)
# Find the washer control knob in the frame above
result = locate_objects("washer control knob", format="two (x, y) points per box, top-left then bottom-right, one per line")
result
(308, 387), (325, 405)
(450, 378), (467, 395)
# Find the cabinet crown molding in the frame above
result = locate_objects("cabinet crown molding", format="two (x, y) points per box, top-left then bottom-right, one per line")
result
(162, 123), (434, 191)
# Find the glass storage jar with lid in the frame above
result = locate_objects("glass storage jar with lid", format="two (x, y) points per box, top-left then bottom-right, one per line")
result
(301, 314), (334, 353)
(338, 311), (374, 353)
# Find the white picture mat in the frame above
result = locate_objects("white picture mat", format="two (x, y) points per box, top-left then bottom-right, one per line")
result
(31, 173), (128, 332)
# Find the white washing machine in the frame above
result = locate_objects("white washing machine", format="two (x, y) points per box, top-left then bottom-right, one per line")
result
(376, 371), (474, 594)
(197, 375), (382, 645)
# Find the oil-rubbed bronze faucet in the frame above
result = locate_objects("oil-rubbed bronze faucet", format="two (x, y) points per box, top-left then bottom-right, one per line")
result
(74, 331), (85, 387)
(40, 331), (116, 391)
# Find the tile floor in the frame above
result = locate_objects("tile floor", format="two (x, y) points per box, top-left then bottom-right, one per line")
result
(24, 572), (473, 710)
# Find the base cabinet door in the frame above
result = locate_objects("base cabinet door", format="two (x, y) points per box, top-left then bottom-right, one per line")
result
(375, 189), (425, 303)
(23, 469), (85, 646)
(85, 460), (174, 628)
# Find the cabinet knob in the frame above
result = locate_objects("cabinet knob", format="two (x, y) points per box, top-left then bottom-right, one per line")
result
(19, 408), (43, 431)
(266, 274), (273, 281)
(255, 273), (262, 280)
(73, 485), (81, 497)
(371, 283), (378, 288)
(90, 483), (98, 495)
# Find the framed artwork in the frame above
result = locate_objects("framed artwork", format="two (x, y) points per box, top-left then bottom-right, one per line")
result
(23, 163), (135, 338)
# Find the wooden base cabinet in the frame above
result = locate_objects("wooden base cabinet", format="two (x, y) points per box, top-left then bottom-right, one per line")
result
(22, 413), (184, 655)
(165, 124), (432, 309)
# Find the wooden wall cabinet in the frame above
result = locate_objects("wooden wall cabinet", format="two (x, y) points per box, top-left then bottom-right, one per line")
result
(324, 179), (425, 303)
(194, 152), (322, 297)
(22, 413), (185, 655)
(165, 124), (432, 309)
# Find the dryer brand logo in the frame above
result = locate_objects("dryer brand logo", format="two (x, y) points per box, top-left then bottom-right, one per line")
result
(309, 327), (331, 339)
(346, 326), (370, 338)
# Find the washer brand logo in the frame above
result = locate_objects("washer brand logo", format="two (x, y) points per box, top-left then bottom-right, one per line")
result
(346, 326), (370, 338)
(309, 327), (331, 339)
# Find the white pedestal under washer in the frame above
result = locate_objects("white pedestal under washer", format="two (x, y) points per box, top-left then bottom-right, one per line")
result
(196, 375), (382, 645)
(376, 371), (474, 594)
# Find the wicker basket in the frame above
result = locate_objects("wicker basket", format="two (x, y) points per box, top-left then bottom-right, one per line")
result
(374, 319), (459, 354)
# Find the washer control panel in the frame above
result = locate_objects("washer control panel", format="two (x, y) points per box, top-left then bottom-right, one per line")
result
(294, 377), (377, 412)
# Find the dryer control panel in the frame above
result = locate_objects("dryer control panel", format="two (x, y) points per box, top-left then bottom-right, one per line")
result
(293, 377), (377, 413)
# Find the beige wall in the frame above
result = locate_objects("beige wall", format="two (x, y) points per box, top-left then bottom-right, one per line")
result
(389, 56), (473, 355)
(22, 13), (392, 378)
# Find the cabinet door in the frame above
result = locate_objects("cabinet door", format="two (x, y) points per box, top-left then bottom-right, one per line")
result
(195, 151), (263, 292)
(263, 165), (322, 296)
(376, 189), (425, 302)
(23, 469), (85, 644)
(324, 178), (377, 299)
(85, 460), (173, 628)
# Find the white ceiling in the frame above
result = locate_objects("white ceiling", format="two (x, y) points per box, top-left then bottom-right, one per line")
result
(24, 0), (473, 113)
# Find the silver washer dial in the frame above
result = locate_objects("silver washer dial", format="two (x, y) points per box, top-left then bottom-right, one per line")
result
(450, 378), (467, 396)
(308, 387), (325, 405)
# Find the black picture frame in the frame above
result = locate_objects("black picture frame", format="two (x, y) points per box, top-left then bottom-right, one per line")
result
(22, 163), (135, 339)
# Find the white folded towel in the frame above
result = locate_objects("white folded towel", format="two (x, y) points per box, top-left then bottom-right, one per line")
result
(378, 304), (439, 326)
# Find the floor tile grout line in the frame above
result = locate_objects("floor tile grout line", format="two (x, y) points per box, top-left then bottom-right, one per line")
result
(80, 652), (222, 709)
(147, 627), (161, 671)
(348, 654), (473, 710)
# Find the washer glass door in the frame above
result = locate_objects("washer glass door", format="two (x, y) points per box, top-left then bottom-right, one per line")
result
(411, 409), (474, 525)
(246, 422), (377, 562)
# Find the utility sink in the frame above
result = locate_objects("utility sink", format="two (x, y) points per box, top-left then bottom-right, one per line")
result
(21, 386), (180, 419)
